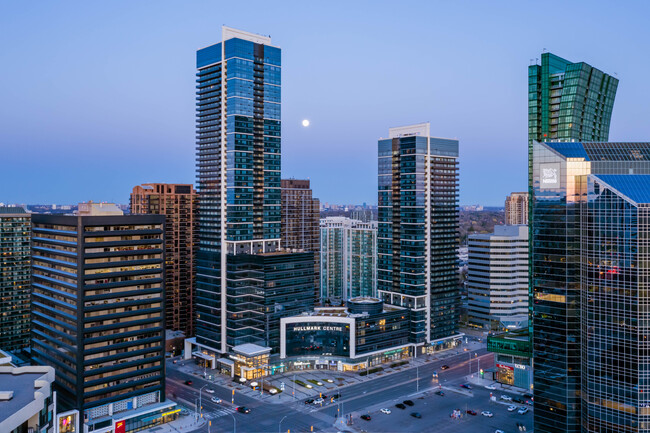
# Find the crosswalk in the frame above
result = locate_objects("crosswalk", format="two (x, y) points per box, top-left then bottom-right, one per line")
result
(203, 405), (237, 419)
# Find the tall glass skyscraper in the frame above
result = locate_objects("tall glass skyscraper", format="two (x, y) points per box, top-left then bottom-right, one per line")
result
(193, 27), (314, 359)
(531, 141), (650, 432)
(377, 123), (460, 350)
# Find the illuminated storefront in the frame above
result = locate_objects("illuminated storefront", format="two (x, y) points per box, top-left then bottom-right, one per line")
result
(230, 343), (271, 380)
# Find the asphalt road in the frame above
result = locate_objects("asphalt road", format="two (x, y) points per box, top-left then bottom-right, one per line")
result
(164, 348), (530, 433)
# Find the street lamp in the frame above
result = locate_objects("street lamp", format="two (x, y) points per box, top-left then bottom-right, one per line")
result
(228, 412), (237, 433)
(199, 384), (208, 418)
(279, 415), (288, 433)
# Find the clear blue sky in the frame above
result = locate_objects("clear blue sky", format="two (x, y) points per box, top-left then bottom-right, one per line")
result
(1, 1), (649, 206)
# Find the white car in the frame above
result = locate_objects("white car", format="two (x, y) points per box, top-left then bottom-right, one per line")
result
(314, 398), (324, 405)
(500, 395), (512, 401)
(518, 407), (529, 415)
(205, 388), (215, 394)
(210, 397), (222, 403)
(481, 411), (494, 417)
(495, 430), (505, 433)
(507, 405), (517, 412)
(380, 408), (391, 415)
(485, 384), (496, 390)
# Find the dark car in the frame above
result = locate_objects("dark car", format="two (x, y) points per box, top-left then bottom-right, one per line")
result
(184, 380), (193, 385)
(410, 412), (422, 419)
(403, 400), (414, 406)
(513, 397), (525, 404)
(440, 365), (450, 370)
(360, 414), (371, 421)
(305, 398), (315, 405)
(395, 403), (406, 410)
(331, 393), (341, 400)
(460, 384), (472, 389)
(236, 407), (250, 414)
(435, 390), (445, 396)
(466, 410), (477, 416)
(523, 393), (533, 399)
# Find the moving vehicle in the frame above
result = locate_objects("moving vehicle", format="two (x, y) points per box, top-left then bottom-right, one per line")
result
(435, 390), (445, 396)
(460, 384), (472, 389)
(481, 411), (494, 417)
(360, 415), (371, 421)
(403, 400), (414, 406)
(184, 380), (193, 385)
(210, 397), (221, 403)
(485, 384), (496, 390)
(513, 397), (525, 404)
(518, 407), (529, 415)
(380, 408), (391, 415)
(236, 407), (250, 414)
(410, 412), (422, 418)
(305, 398), (314, 405)
(395, 403), (406, 410)
(500, 395), (513, 401)
(440, 365), (450, 370)
(314, 398), (324, 405)
(205, 388), (215, 394)
(466, 410), (477, 416)
(508, 406), (517, 412)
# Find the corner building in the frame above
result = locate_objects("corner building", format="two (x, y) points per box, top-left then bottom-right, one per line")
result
(30, 213), (176, 433)
(190, 27), (315, 366)
(531, 141), (650, 432)
(377, 123), (461, 353)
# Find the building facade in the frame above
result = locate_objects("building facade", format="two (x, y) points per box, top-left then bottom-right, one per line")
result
(191, 27), (315, 365)
(504, 192), (529, 225)
(378, 123), (461, 351)
(531, 141), (650, 432)
(580, 174), (650, 432)
(281, 179), (320, 300)
(30, 212), (176, 433)
(0, 207), (31, 353)
(467, 224), (528, 331)
(320, 217), (377, 301)
(130, 183), (197, 337)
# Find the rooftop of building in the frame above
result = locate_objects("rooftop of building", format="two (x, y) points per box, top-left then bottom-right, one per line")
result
(0, 206), (27, 215)
(232, 343), (271, 357)
(468, 224), (528, 240)
(304, 303), (403, 319)
(77, 201), (124, 216)
(592, 174), (650, 205)
(0, 366), (55, 430)
(542, 141), (650, 162)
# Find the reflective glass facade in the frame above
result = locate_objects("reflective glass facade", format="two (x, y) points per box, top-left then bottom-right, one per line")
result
(195, 29), (284, 353)
(581, 174), (650, 432)
(531, 141), (650, 432)
(377, 126), (459, 345)
(30, 214), (166, 419)
(0, 208), (31, 352)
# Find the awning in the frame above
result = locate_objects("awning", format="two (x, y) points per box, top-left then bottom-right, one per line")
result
(192, 351), (213, 361)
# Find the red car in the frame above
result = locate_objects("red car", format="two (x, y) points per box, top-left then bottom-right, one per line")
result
(184, 380), (193, 386)
(466, 410), (477, 416)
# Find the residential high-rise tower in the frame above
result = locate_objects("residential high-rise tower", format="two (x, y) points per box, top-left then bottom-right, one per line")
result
(377, 123), (460, 351)
(131, 183), (197, 337)
(504, 192), (529, 225)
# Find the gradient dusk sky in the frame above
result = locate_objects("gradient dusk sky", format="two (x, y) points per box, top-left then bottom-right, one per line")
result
(1, 1), (649, 206)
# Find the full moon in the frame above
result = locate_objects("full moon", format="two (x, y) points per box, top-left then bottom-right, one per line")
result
(302, 119), (310, 127)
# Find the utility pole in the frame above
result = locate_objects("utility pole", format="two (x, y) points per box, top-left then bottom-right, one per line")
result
(416, 365), (419, 393)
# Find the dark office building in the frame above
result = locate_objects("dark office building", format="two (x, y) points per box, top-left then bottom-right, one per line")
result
(377, 123), (461, 352)
(30, 212), (177, 432)
(531, 141), (650, 432)
(0, 207), (31, 352)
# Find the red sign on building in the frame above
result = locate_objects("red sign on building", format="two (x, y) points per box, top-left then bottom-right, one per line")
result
(115, 420), (126, 433)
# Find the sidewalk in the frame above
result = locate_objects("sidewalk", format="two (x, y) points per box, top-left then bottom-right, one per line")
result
(465, 374), (530, 396)
(145, 413), (206, 433)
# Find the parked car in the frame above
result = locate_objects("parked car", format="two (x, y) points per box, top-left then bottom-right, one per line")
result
(481, 411), (494, 417)
(508, 406), (517, 412)
(360, 414), (371, 421)
(236, 407), (250, 414)
(304, 398), (314, 405)
(460, 384), (472, 389)
(500, 395), (513, 401)
(205, 388), (215, 394)
(380, 408), (391, 415)
(395, 403), (406, 410)
(485, 384), (496, 390)
(184, 380), (193, 385)
(403, 400), (414, 406)
(410, 412), (422, 418)
(435, 390), (445, 396)
(210, 397), (221, 403)
(466, 410), (477, 416)
(518, 407), (529, 415)
(440, 365), (450, 370)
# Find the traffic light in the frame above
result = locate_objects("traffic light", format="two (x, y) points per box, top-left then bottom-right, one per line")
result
(319, 392), (322, 398)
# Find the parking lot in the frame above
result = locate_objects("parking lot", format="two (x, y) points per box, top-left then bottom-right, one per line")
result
(348, 385), (532, 433)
